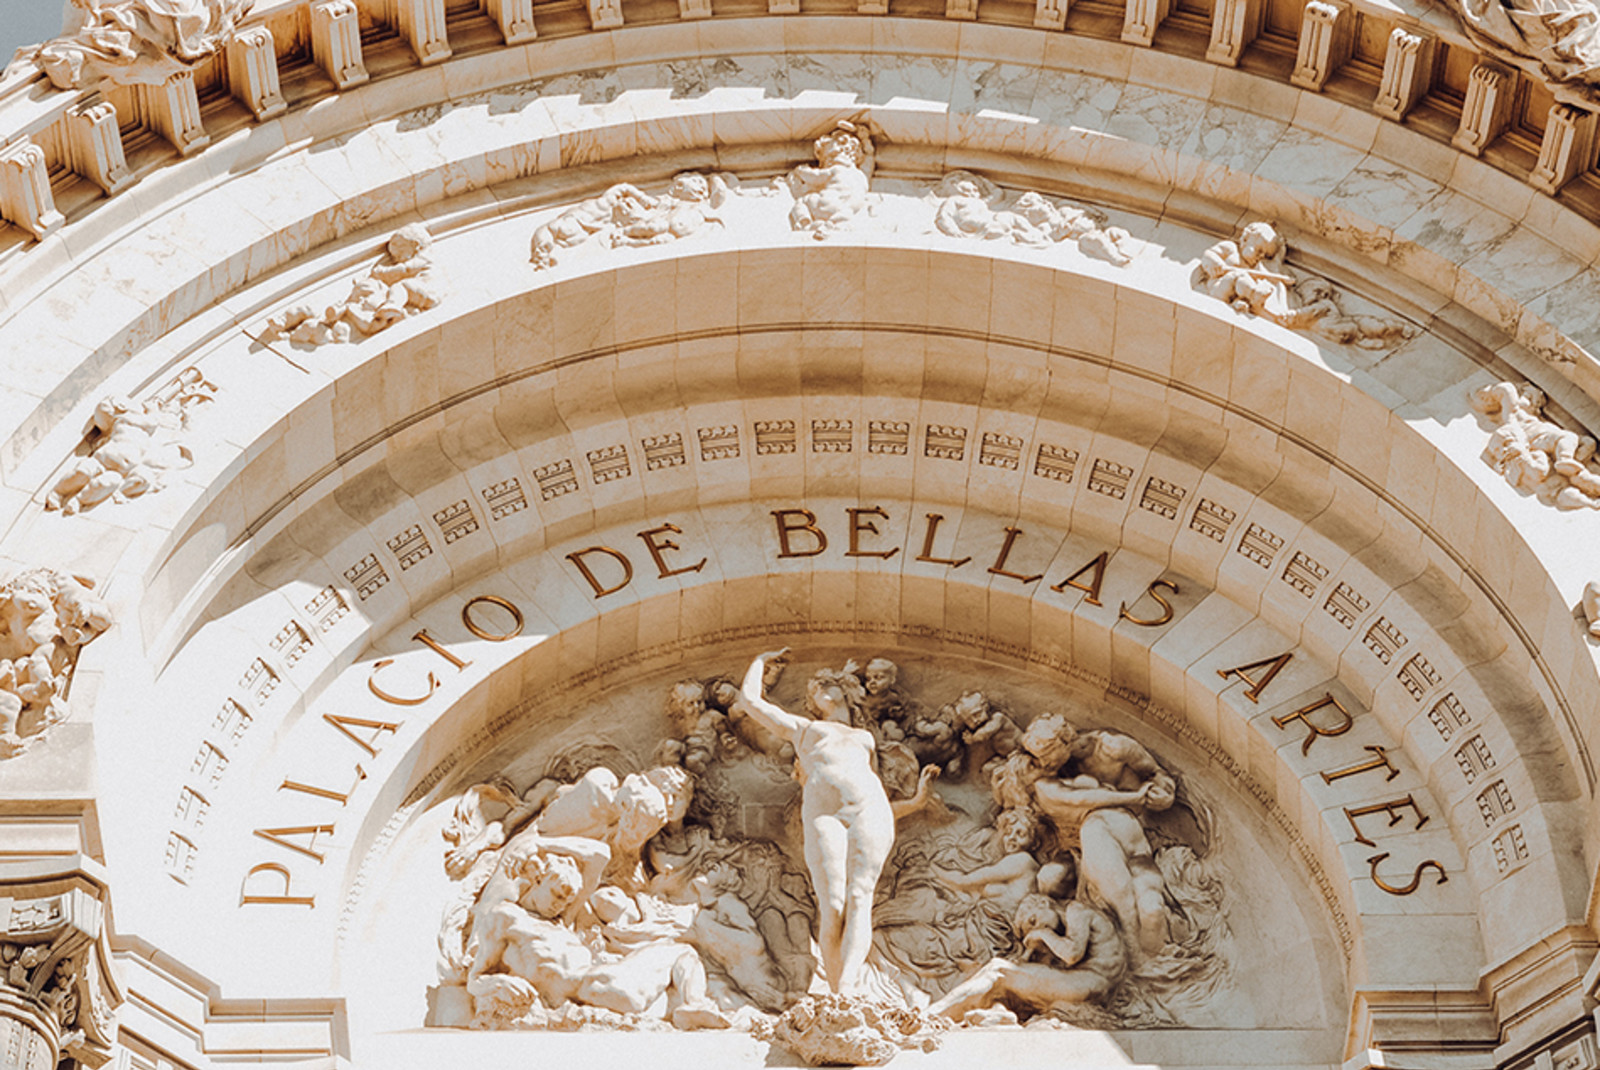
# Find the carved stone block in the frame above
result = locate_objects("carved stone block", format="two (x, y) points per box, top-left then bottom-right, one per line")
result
(1122, 0), (1170, 46)
(769, 0), (800, 12)
(1034, 0), (1068, 30)
(227, 26), (287, 120)
(680, 0), (715, 18)
(1373, 27), (1433, 120)
(487, 0), (538, 42)
(1206, 0), (1262, 65)
(0, 138), (64, 240)
(1531, 104), (1598, 195)
(311, 0), (370, 90)
(138, 70), (209, 155)
(397, 0), (453, 64)
(65, 98), (133, 195)
(947, 0), (980, 20)
(1290, 0), (1353, 91)
(587, 0), (624, 29)
(0, 858), (122, 1070)
(859, 0), (889, 13)
(1453, 62), (1514, 155)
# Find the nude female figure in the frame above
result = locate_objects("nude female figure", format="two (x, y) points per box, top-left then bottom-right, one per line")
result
(740, 648), (897, 995)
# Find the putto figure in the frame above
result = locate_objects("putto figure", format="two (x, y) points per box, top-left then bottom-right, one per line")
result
(781, 120), (875, 239)
(1198, 222), (1415, 350)
(931, 171), (1137, 266)
(10, 0), (254, 89)
(1471, 379), (1600, 509)
(530, 172), (734, 269)
(0, 568), (112, 757)
(45, 371), (214, 514)
(261, 224), (445, 346)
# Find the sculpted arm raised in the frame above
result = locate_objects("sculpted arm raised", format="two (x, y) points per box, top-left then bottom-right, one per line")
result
(739, 649), (806, 744)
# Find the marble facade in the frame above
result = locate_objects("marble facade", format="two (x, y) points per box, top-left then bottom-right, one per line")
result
(1, 0), (1600, 1067)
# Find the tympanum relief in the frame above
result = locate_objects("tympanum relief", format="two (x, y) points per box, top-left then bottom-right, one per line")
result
(431, 651), (1228, 1063)
(259, 224), (445, 347)
(1471, 379), (1600, 509)
(0, 568), (112, 757)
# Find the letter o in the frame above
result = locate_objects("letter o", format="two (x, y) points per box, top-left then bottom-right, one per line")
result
(462, 595), (525, 642)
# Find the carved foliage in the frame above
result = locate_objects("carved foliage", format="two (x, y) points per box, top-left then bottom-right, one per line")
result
(0, 867), (121, 1069)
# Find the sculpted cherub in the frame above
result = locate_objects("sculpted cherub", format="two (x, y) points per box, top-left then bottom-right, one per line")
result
(928, 888), (1126, 1021)
(662, 680), (732, 776)
(948, 690), (1022, 775)
(782, 120), (875, 238)
(1471, 380), (1600, 509)
(263, 224), (445, 345)
(46, 390), (206, 514)
(1198, 222), (1294, 320)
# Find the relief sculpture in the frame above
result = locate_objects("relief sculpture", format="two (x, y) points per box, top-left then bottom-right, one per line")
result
(531, 172), (736, 269)
(0, 568), (112, 758)
(1450, 0), (1600, 100)
(1471, 379), (1600, 509)
(1197, 222), (1417, 350)
(260, 224), (444, 347)
(8, 0), (254, 90)
(930, 171), (1138, 266)
(46, 369), (214, 514)
(430, 651), (1229, 1063)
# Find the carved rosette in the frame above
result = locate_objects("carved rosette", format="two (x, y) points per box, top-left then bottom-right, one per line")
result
(0, 860), (122, 1069)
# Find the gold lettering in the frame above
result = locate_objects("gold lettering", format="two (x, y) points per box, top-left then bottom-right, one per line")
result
(846, 508), (899, 560)
(1344, 795), (1428, 847)
(462, 595), (525, 642)
(1119, 579), (1179, 627)
(916, 514), (972, 568)
(987, 527), (1045, 585)
(368, 658), (439, 706)
(637, 523), (708, 578)
(1320, 744), (1400, 785)
(1216, 652), (1293, 703)
(1051, 551), (1108, 605)
(322, 713), (400, 758)
(1273, 692), (1354, 755)
(414, 628), (471, 670)
(771, 509), (828, 558)
(240, 862), (315, 907)
(566, 546), (635, 597)
(253, 824), (336, 863)
(1366, 853), (1448, 896)
(280, 764), (367, 806)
